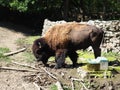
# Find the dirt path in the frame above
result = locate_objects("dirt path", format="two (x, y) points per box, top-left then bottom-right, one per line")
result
(0, 26), (25, 51)
(0, 23), (39, 90)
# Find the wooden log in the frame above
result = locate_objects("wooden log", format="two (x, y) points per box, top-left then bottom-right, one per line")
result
(4, 48), (26, 56)
(0, 67), (37, 72)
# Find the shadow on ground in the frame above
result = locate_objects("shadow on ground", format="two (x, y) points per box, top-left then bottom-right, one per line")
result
(0, 22), (40, 36)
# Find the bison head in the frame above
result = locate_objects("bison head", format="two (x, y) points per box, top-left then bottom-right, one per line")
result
(32, 38), (50, 66)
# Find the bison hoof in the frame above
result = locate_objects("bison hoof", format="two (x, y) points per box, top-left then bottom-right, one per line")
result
(54, 65), (61, 69)
(54, 63), (67, 69)
(72, 63), (78, 68)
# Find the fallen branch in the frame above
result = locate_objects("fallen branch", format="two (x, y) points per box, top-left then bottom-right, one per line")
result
(41, 67), (58, 80)
(12, 61), (38, 70)
(0, 67), (37, 72)
(71, 79), (74, 90)
(4, 48), (26, 56)
(55, 81), (64, 90)
(12, 61), (57, 80)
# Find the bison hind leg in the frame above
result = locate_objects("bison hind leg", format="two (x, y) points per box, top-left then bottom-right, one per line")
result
(68, 51), (78, 67)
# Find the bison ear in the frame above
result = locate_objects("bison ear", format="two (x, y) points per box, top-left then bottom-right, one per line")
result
(37, 38), (47, 48)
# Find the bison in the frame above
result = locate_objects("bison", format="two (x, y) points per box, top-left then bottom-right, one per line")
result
(32, 22), (104, 68)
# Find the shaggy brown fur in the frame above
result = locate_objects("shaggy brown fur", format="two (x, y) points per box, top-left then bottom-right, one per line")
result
(44, 22), (92, 49)
(32, 22), (104, 68)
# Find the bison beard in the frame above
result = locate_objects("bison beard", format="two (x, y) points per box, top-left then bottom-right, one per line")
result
(32, 22), (104, 69)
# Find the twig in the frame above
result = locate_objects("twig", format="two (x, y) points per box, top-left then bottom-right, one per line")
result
(71, 79), (74, 90)
(33, 82), (41, 90)
(41, 67), (58, 80)
(12, 61), (57, 80)
(55, 81), (64, 90)
(12, 61), (38, 70)
(0, 67), (37, 72)
(33, 82), (46, 90)
(71, 78), (89, 90)
(4, 48), (26, 56)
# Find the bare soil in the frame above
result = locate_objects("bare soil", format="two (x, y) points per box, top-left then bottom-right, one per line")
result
(0, 22), (120, 90)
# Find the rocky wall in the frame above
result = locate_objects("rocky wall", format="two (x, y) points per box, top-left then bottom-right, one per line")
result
(42, 19), (120, 53)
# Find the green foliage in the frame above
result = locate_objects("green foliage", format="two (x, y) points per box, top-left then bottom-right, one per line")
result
(0, 0), (62, 12)
(22, 51), (35, 62)
(102, 52), (120, 61)
(0, 0), (119, 16)
(50, 84), (57, 90)
(0, 47), (10, 61)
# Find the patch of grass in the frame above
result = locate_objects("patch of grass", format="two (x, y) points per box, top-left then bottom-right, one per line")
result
(109, 66), (120, 71)
(77, 50), (94, 59)
(102, 52), (120, 61)
(22, 51), (35, 62)
(0, 47), (10, 61)
(24, 36), (40, 44)
(77, 50), (120, 62)
(16, 36), (40, 62)
(50, 84), (57, 90)
(50, 84), (71, 90)
(16, 36), (40, 46)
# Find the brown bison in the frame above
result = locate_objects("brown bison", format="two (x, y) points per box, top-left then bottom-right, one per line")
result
(32, 22), (104, 68)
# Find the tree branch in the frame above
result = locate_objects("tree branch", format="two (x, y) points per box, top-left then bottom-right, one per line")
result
(55, 81), (64, 90)
(0, 67), (37, 72)
(4, 48), (26, 56)
(12, 61), (57, 80)
(12, 61), (38, 70)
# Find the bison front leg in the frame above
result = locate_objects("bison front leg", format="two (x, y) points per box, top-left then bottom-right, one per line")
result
(93, 47), (101, 58)
(54, 49), (67, 69)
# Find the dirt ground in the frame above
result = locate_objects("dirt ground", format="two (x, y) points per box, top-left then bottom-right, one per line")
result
(0, 22), (120, 90)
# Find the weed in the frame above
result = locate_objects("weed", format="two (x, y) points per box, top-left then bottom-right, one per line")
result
(50, 84), (57, 90)
(0, 47), (10, 61)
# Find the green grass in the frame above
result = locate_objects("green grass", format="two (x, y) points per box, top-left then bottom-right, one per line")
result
(50, 84), (57, 90)
(16, 36), (40, 62)
(50, 84), (71, 90)
(77, 50), (120, 62)
(77, 50), (94, 59)
(16, 36), (40, 45)
(0, 47), (10, 61)
(102, 52), (120, 61)
(22, 51), (35, 62)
